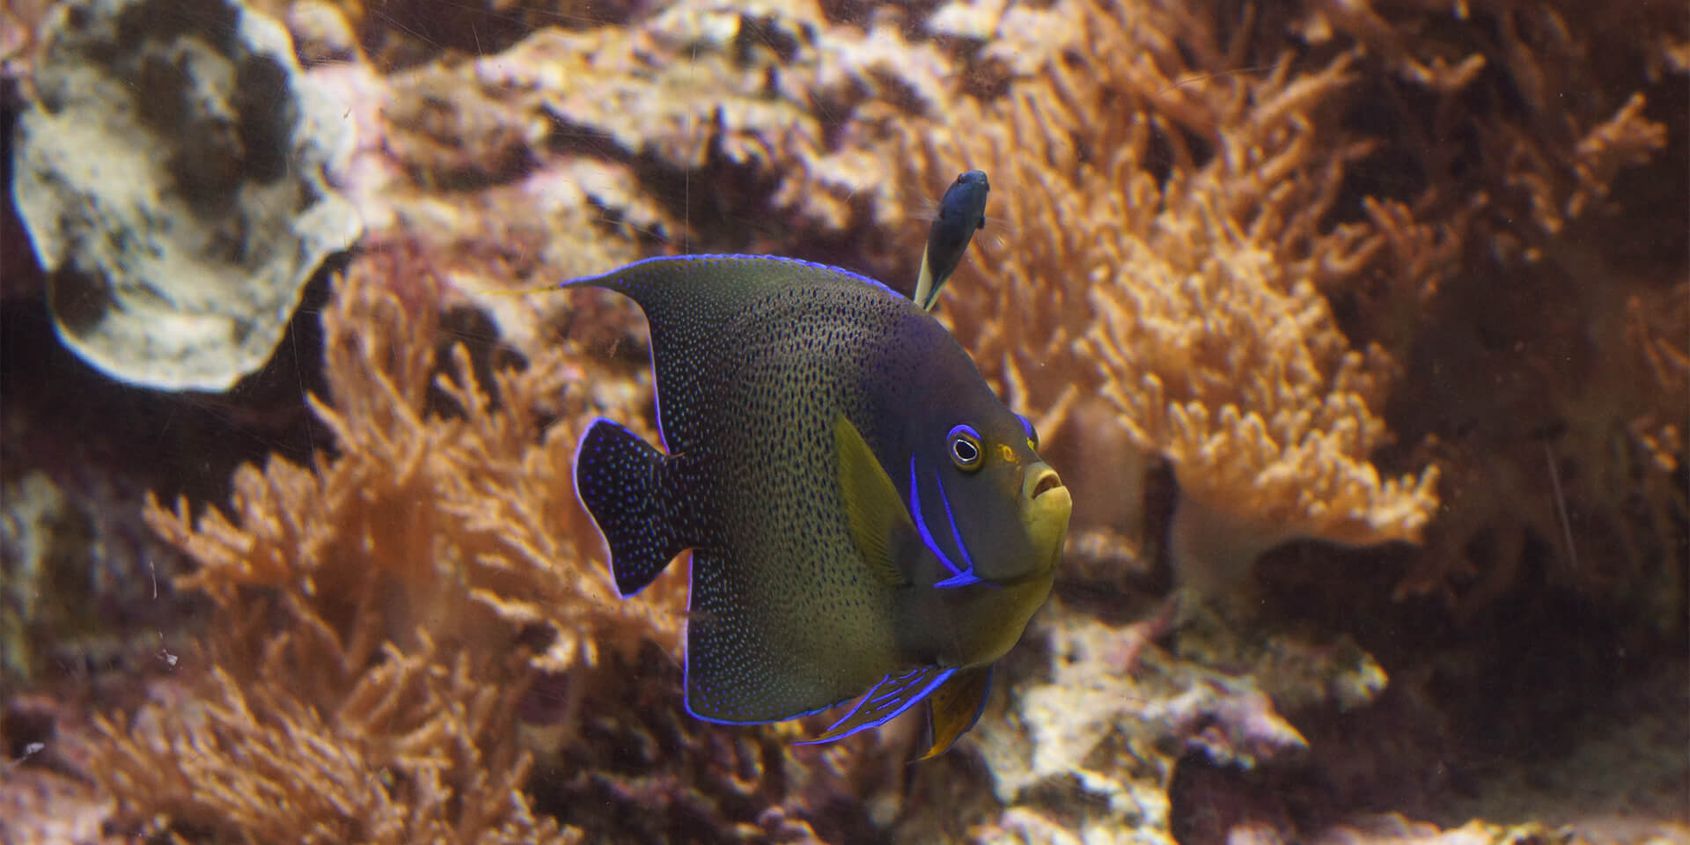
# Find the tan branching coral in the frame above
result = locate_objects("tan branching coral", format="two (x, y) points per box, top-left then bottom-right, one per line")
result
(1297, 0), (1681, 253)
(7, 1), (1683, 842)
(145, 242), (682, 673)
(1277, 0), (1688, 612)
(848, 0), (1682, 609)
(92, 244), (690, 838)
(861, 1), (1444, 593)
(97, 636), (580, 844)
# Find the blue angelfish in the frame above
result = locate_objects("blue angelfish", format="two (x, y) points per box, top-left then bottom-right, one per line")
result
(564, 254), (1071, 757)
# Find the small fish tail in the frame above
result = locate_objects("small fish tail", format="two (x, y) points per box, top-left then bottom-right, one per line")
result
(573, 418), (690, 597)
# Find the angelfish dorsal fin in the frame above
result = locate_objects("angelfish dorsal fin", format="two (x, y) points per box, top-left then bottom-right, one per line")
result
(834, 414), (912, 587)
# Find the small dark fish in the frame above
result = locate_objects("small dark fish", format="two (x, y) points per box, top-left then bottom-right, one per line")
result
(562, 254), (1070, 755)
(913, 170), (990, 311)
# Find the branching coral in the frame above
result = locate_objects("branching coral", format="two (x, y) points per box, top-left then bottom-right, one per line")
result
(92, 244), (687, 839)
(97, 635), (580, 844)
(854, 0), (1683, 611)
(867, 1), (1446, 595)
(144, 241), (682, 674)
(1295, 0), (1683, 254)
(44, 1), (1683, 841)
(96, 239), (896, 840)
(1262, 0), (1689, 613)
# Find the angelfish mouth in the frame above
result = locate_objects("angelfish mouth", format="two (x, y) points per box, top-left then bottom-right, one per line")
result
(1030, 468), (1063, 500)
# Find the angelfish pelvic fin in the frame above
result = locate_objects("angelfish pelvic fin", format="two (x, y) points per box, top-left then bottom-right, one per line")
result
(918, 665), (993, 760)
(795, 665), (956, 746)
(835, 413), (913, 587)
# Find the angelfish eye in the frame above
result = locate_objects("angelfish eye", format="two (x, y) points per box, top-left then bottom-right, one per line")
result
(947, 424), (983, 472)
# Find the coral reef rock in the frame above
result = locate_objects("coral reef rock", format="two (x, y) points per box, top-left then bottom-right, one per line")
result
(952, 603), (1387, 844)
(10, 0), (360, 391)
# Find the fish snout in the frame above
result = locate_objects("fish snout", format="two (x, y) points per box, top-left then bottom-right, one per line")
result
(1027, 465), (1064, 501)
(1020, 464), (1072, 570)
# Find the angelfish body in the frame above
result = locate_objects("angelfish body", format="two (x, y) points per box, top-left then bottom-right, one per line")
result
(565, 254), (1071, 755)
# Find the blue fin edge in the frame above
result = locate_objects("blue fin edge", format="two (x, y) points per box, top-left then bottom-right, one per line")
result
(792, 667), (958, 746)
(678, 598), (857, 726)
(560, 253), (903, 303)
(572, 417), (642, 599)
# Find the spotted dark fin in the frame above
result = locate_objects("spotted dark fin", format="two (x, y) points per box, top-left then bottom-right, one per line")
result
(795, 665), (957, 745)
(835, 414), (913, 588)
(918, 665), (993, 759)
(573, 419), (691, 597)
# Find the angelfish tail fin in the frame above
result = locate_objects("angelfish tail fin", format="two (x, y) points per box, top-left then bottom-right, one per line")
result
(573, 418), (690, 597)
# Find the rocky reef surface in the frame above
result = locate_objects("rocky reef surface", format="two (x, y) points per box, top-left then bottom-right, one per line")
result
(2, 1), (1684, 843)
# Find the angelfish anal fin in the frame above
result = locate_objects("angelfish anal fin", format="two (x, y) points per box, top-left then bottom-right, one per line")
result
(918, 665), (993, 760)
(835, 413), (913, 587)
(795, 665), (957, 746)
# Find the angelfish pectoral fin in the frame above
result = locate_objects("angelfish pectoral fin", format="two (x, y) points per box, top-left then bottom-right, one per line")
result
(795, 665), (956, 746)
(918, 665), (993, 760)
(835, 413), (913, 587)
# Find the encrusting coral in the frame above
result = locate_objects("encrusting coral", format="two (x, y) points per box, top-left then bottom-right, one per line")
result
(11, 0), (361, 391)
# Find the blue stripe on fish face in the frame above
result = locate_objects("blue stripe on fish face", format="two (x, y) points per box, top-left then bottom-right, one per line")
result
(908, 455), (964, 579)
(910, 455), (988, 590)
(933, 469), (986, 590)
(947, 423), (980, 442)
(933, 568), (984, 589)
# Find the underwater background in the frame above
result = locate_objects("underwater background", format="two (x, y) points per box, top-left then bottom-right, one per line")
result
(1, 0), (1686, 842)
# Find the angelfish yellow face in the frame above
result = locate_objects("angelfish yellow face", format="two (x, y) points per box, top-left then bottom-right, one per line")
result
(1020, 462), (1071, 576)
(1001, 415), (1068, 577)
(925, 415), (1070, 586)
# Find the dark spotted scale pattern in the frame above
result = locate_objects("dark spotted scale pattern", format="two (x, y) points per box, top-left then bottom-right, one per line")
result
(566, 255), (943, 723)
(573, 420), (687, 597)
